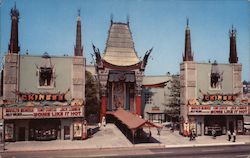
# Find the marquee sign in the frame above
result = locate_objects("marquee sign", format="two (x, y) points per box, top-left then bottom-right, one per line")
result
(3, 106), (83, 119)
(203, 94), (237, 102)
(19, 94), (66, 102)
(189, 105), (249, 115)
(15, 90), (69, 102)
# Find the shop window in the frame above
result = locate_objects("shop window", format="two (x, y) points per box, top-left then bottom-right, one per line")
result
(39, 67), (53, 87)
(145, 93), (152, 104)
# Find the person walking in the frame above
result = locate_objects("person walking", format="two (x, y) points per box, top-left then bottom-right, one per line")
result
(189, 130), (193, 141)
(192, 129), (196, 140)
(227, 130), (231, 141)
(233, 130), (236, 142)
(212, 129), (216, 139)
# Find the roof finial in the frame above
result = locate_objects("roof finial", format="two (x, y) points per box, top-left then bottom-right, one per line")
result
(126, 14), (130, 25)
(186, 17), (189, 27)
(14, 1), (16, 9)
(110, 13), (113, 24)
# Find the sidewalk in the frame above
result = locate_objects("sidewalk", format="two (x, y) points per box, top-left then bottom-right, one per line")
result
(0, 124), (132, 152)
(1, 124), (250, 152)
(151, 127), (250, 148)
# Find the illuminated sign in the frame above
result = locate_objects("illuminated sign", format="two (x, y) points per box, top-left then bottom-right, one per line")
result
(18, 93), (66, 102)
(203, 94), (237, 101)
(3, 106), (83, 119)
(189, 105), (249, 115)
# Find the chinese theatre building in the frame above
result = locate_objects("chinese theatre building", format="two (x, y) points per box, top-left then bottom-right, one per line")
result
(180, 20), (249, 136)
(92, 19), (152, 121)
(0, 6), (86, 141)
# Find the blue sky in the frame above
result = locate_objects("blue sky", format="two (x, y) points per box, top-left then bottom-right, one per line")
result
(0, 0), (249, 81)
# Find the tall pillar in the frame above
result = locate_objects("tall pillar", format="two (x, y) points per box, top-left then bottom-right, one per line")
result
(3, 54), (19, 102)
(100, 95), (107, 121)
(99, 69), (108, 122)
(135, 71), (143, 116)
(135, 96), (141, 116)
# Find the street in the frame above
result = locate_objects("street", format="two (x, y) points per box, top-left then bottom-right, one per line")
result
(0, 144), (250, 158)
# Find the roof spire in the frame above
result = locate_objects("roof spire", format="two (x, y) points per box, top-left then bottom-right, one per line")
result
(229, 25), (238, 63)
(110, 13), (113, 24)
(78, 9), (80, 16)
(183, 18), (193, 61)
(74, 10), (83, 56)
(8, 2), (20, 54)
(77, 9), (81, 21)
(126, 14), (130, 25)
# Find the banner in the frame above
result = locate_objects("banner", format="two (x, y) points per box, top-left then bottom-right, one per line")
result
(3, 106), (84, 119)
(189, 105), (249, 115)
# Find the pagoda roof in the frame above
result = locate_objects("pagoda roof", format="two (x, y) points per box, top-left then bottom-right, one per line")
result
(103, 22), (140, 66)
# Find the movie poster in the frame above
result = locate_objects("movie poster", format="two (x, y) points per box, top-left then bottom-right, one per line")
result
(5, 123), (14, 140)
(73, 122), (82, 138)
(237, 120), (243, 133)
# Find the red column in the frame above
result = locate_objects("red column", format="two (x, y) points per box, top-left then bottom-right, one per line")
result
(100, 96), (107, 122)
(135, 96), (141, 116)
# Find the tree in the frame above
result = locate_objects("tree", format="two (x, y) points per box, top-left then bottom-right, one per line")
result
(164, 74), (180, 122)
(85, 71), (100, 123)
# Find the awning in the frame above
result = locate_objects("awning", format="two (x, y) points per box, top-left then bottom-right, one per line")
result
(111, 108), (162, 130)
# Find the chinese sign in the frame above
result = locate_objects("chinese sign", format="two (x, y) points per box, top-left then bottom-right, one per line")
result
(18, 93), (66, 102)
(203, 94), (237, 101)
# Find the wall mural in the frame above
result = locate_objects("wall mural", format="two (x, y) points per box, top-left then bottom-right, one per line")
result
(210, 61), (223, 89)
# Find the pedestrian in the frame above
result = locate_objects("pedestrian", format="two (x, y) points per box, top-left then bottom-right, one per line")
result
(212, 129), (216, 139)
(192, 129), (196, 140)
(227, 130), (231, 141)
(189, 130), (193, 141)
(233, 130), (236, 142)
(148, 131), (152, 142)
(102, 116), (106, 127)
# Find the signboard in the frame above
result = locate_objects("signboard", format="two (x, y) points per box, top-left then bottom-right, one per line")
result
(203, 94), (237, 101)
(3, 106), (84, 119)
(18, 93), (66, 102)
(189, 105), (249, 115)
(15, 90), (70, 102)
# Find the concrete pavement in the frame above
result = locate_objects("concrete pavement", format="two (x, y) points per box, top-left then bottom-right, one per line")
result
(0, 124), (250, 152)
(151, 127), (250, 148)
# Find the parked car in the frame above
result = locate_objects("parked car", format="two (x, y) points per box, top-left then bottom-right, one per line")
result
(162, 121), (172, 128)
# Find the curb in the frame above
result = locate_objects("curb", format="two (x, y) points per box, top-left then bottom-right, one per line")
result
(1, 142), (249, 153)
(0, 144), (165, 153)
(165, 142), (247, 148)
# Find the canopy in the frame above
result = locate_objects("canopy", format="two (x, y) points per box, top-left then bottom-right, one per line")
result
(111, 108), (162, 130)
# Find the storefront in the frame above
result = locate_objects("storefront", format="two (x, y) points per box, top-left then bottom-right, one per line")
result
(187, 105), (248, 136)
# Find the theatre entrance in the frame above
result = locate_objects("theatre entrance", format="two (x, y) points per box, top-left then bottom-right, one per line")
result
(29, 119), (60, 141)
(18, 127), (25, 141)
